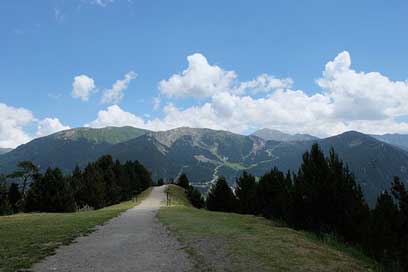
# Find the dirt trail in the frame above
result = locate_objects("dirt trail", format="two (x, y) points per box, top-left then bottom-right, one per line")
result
(32, 185), (192, 272)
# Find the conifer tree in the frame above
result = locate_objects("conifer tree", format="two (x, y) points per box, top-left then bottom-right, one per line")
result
(186, 185), (205, 208)
(8, 183), (21, 213)
(206, 176), (237, 212)
(235, 171), (257, 214)
(8, 161), (38, 197)
(391, 176), (408, 270)
(256, 168), (292, 220)
(366, 191), (399, 266)
(0, 176), (12, 215)
(177, 173), (190, 190)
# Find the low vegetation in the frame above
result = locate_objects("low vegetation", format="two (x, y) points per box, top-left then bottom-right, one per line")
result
(0, 187), (152, 272)
(158, 185), (377, 271)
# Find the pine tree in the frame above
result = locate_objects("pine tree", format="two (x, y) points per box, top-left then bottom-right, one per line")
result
(256, 168), (292, 220)
(186, 186), (205, 208)
(177, 173), (190, 190)
(206, 177), (237, 212)
(157, 178), (164, 186)
(8, 161), (38, 197)
(8, 183), (22, 213)
(235, 171), (257, 214)
(291, 144), (369, 241)
(391, 176), (408, 270)
(0, 176), (12, 215)
(25, 168), (76, 212)
(366, 191), (399, 266)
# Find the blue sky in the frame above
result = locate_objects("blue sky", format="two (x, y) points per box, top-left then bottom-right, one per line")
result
(1, 0), (408, 148)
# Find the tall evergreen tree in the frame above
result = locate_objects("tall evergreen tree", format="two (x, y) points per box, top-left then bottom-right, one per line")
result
(256, 168), (292, 220)
(177, 173), (190, 190)
(70, 165), (85, 208)
(366, 191), (399, 267)
(291, 144), (369, 242)
(0, 175), (12, 215)
(8, 183), (21, 213)
(391, 176), (408, 270)
(186, 185), (205, 208)
(8, 161), (38, 197)
(25, 168), (76, 212)
(206, 177), (237, 212)
(235, 171), (257, 214)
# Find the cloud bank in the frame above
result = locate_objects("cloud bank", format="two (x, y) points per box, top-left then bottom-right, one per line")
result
(89, 51), (408, 136)
(3, 50), (408, 148)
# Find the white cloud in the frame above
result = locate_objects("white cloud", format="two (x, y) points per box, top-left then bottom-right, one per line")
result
(235, 74), (293, 95)
(36, 118), (70, 137)
(93, 51), (408, 137)
(86, 105), (146, 128)
(88, 0), (115, 7)
(159, 53), (237, 98)
(0, 103), (34, 148)
(101, 71), (137, 104)
(159, 53), (294, 98)
(72, 74), (96, 101)
(0, 103), (71, 148)
(317, 50), (408, 121)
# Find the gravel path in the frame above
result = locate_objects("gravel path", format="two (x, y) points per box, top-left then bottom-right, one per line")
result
(32, 185), (193, 272)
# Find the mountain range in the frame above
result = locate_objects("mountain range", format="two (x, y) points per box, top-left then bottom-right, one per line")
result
(1, 126), (408, 206)
(371, 134), (408, 151)
(0, 148), (12, 155)
(251, 128), (319, 142)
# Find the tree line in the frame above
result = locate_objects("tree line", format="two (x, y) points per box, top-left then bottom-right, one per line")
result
(178, 143), (408, 271)
(0, 155), (152, 214)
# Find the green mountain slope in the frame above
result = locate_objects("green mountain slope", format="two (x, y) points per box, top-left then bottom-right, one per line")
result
(0, 148), (12, 155)
(371, 133), (408, 151)
(0, 126), (149, 173)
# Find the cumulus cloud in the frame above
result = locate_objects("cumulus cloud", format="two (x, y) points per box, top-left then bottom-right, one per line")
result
(72, 74), (96, 101)
(101, 71), (137, 104)
(235, 74), (293, 95)
(0, 103), (71, 148)
(159, 53), (237, 98)
(0, 103), (34, 148)
(86, 104), (147, 128)
(159, 53), (295, 98)
(317, 51), (408, 121)
(36, 118), (70, 137)
(87, 51), (408, 137)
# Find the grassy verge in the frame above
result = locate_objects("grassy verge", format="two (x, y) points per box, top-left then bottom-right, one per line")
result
(158, 185), (379, 272)
(0, 187), (152, 272)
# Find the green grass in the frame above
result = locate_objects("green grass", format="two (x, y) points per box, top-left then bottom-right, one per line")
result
(164, 184), (193, 207)
(0, 187), (152, 272)
(158, 185), (379, 272)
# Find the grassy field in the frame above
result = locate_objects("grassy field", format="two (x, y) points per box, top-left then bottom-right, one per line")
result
(158, 185), (379, 272)
(0, 187), (152, 272)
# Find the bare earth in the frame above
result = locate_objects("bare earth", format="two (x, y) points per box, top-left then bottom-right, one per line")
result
(32, 185), (193, 272)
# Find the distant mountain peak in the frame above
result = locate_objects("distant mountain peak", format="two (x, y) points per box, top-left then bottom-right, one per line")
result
(51, 126), (149, 145)
(252, 128), (319, 142)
